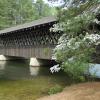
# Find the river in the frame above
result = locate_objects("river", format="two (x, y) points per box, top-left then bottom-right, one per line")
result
(0, 60), (99, 100)
(0, 60), (63, 79)
(0, 60), (70, 100)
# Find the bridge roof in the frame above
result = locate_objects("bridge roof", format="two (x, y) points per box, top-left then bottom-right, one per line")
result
(0, 16), (57, 34)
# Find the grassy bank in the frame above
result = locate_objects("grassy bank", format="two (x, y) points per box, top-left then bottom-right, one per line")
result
(0, 75), (68, 100)
(38, 82), (100, 100)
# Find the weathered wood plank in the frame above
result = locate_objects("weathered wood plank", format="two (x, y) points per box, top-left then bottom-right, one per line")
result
(0, 46), (55, 59)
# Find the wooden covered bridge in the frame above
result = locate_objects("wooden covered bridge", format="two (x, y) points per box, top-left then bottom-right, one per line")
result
(0, 16), (61, 66)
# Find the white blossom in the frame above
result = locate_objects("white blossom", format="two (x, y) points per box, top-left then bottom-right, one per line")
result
(83, 33), (100, 45)
(53, 34), (68, 51)
(52, 32), (100, 61)
(50, 64), (61, 73)
(50, 23), (64, 32)
(94, 19), (100, 24)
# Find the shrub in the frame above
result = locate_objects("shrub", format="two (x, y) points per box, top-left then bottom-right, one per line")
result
(51, 0), (100, 82)
(48, 85), (63, 95)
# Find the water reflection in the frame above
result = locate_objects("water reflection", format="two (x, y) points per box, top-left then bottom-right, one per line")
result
(0, 60), (71, 80)
(0, 61), (6, 77)
(0, 61), (6, 70)
(29, 66), (40, 76)
(4, 61), (30, 79)
(0, 60), (52, 79)
(89, 64), (100, 78)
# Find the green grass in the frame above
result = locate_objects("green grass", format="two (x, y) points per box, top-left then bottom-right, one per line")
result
(0, 75), (68, 100)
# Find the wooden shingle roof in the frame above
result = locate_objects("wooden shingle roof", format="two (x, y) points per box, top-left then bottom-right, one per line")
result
(0, 16), (57, 34)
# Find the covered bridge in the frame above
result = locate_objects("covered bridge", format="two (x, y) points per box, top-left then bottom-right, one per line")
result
(0, 16), (62, 61)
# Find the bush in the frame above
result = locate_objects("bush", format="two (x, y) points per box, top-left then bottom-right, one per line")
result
(48, 85), (63, 95)
(51, 0), (100, 82)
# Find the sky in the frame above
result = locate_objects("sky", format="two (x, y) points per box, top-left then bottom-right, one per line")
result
(43, 0), (64, 6)
(34, 0), (64, 6)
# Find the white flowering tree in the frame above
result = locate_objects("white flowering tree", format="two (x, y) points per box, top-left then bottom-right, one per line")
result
(51, 0), (100, 81)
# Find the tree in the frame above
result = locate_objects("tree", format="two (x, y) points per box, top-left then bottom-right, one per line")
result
(0, 0), (35, 29)
(51, 0), (100, 81)
(33, 0), (56, 18)
(0, 0), (10, 29)
(0, 0), (57, 30)
(7, 0), (37, 25)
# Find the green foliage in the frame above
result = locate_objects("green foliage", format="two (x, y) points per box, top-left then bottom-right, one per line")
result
(0, 0), (57, 30)
(48, 85), (63, 95)
(0, 0), (35, 28)
(57, 1), (96, 37)
(33, 0), (55, 18)
(54, 35), (95, 80)
(52, 0), (100, 81)
(62, 60), (89, 81)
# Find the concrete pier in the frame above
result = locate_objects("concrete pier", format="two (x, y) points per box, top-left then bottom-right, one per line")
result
(0, 55), (7, 60)
(30, 57), (57, 67)
(0, 55), (57, 67)
(30, 58), (40, 66)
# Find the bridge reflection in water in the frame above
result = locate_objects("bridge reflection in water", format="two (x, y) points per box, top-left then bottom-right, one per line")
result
(0, 60), (60, 80)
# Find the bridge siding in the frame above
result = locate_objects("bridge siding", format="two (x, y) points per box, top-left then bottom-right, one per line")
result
(0, 46), (55, 59)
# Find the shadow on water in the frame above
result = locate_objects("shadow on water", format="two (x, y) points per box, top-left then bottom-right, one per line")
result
(0, 60), (29, 80)
(0, 60), (69, 84)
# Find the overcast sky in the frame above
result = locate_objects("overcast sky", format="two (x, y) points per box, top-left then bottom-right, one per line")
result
(43, 0), (64, 6)
(34, 0), (64, 6)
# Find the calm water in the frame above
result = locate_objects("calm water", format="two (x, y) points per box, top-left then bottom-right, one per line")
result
(0, 60), (69, 100)
(0, 61), (100, 100)
(0, 60), (100, 80)
(0, 60), (66, 80)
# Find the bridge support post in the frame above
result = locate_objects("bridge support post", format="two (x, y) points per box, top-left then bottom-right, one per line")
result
(30, 58), (41, 66)
(0, 55), (7, 60)
(30, 57), (57, 67)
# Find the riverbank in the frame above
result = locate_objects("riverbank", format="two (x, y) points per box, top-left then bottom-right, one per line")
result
(0, 75), (68, 100)
(37, 82), (100, 100)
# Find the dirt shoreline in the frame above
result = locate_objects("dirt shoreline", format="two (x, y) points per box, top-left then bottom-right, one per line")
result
(37, 82), (100, 100)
